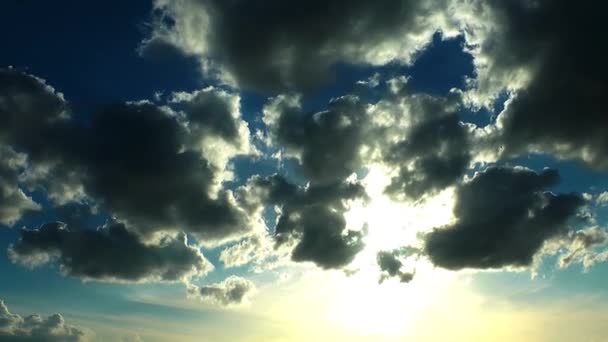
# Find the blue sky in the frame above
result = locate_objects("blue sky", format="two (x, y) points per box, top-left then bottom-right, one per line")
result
(1, 1), (608, 341)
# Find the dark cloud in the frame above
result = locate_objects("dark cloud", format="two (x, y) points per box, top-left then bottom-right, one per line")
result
(0, 69), (252, 242)
(243, 174), (367, 269)
(143, 0), (450, 92)
(424, 167), (586, 270)
(383, 92), (470, 199)
(171, 88), (241, 141)
(463, 1), (608, 169)
(70, 103), (247, 240)
(264, 81), (474, 198)
(264, 95), (372, 185)
(377, 246), (419, 283)
(9, 221), (212, 282)
(188, 276), (255, 306)
(0, 300), (87, 342)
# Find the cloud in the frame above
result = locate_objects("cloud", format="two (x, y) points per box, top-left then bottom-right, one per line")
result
(0, 300), (88, 342)
(0, 69), (254, 243)
(0, 146), (39, 226)
(423, 166), (586, 270)
(263, 94), (373, 185)
(381, 89), (471, 199)
(557, 226), (608, 270)
(9, 221), (213, 283)
(239, 174), (367, 269)
(597, 192), (608, 206)
(377, 247), (419, 284)
(263, 78), (475, 199)
(142, 0), (455, 91)
(455, 1), (608, 169)
(188, 276), (255, 306)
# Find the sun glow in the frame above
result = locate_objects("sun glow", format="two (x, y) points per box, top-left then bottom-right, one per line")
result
(313, 165), (462, 336)
(345, 165), (456, 259)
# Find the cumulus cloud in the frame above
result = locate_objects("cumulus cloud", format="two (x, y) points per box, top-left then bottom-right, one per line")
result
(142, 0), (456, 91)
(239, 174), (367, 269)
(263, 94), (373, 185)
(263, 78), (476, 199)
(423, 167), (586, 270)
(0, 69), (254, 243)
(453, 0), (608, 169)
(380, 89), (471, 199)
(9, 221), (213, 283)
(188, 276), (255, 306)
(0, 300), (88, 342)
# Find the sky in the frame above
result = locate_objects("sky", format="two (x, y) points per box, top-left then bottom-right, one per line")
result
(1, 0), (608, 341)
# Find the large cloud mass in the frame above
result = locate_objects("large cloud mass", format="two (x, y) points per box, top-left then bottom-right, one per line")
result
(0, 69), (253, 242)
(424, 167), (585, 270)
(143, 0), (455, 91)
(457, 0), (608, 169)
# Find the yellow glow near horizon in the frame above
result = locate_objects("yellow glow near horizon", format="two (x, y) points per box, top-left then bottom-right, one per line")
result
(247, 166), (465, 338)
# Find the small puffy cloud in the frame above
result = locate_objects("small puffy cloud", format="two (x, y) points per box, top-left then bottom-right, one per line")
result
(142, 0), (455, 92)
(9, 221), (213, 283)
(377, 247), (419, 284)
(218, 234), (289, 272)
(188, 276), (255, 306)
(557, 226), (608, 270)
(0, 300), (88, 342)
(423, 166), (586, 270)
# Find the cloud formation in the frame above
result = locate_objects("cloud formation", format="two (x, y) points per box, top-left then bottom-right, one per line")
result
(142, 0), (456, 91)
(377, 247), (419, 283)
(188, 276), (255, 306)
(424, 167), (585, 270)
(0, 300), (87, 342)
(240, 174), (367, 269)
(9, 221), (213, 283)
(0, 69), (253, 243)
(455, 1), (608, 169)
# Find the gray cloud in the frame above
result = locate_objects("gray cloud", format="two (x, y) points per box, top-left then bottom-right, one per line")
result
(382, 91), (471, 199)
(188, 276), (255, 306)
(457, 0), (608, 169)
(9, 221), (213, 283)
(0, 69), (253, 242)
(263, 79), (474, 199)
(264, 94), (372, 185)
(424, 167), (586, 270)
(142, 0), (453, 92)
(377, 246), (419, 284)
(242, 174), (367, 269)
(0, 300), (88, 342)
